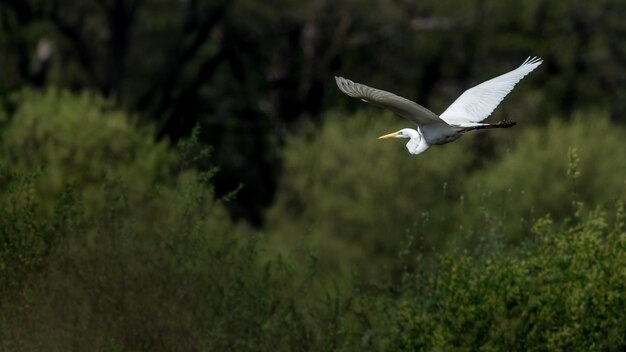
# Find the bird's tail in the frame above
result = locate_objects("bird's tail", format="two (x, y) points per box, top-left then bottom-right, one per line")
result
(459, 120), (516, 133)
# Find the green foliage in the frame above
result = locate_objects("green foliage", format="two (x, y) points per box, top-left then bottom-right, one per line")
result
(0, 89), (368, 351)
(266, 110), (626, 281)
(3, 1), (626, 348)
(4, 0), (626, 221)
(0, 88), (178, 216)
(1, 90), (625, 351)
(1, 169), (288, 351)
(387, 208), (626, 351)
(0, 166), (77, 294)
(464, 113), (626, 243)
(265, 111), (474, 280)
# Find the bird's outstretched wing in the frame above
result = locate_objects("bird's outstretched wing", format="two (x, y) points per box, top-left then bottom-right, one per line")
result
(335, 76), (448, 126)
(439, 57), (542, 127)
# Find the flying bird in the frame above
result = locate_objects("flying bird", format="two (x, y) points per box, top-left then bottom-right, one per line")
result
(335, 57), (542, 155)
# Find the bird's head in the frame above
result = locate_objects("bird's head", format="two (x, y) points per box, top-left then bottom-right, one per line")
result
(378, 128), (418, 140)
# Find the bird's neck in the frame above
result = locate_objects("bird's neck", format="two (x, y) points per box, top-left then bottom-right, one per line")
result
(405, 129), (429, 155)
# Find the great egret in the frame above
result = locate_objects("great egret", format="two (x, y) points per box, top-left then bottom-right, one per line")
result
(335, 57), (542, 155)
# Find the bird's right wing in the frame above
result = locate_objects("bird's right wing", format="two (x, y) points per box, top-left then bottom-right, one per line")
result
(335, 76), (448, 126)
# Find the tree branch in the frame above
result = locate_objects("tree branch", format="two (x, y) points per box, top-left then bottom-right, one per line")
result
(157, 46), (227, 140)
(136, 0), (233, 113)
(49, 13), (98, 85)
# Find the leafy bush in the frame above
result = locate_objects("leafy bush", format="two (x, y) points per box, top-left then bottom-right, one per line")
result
(0, 88), (179, 216)
(2, 90), (625, 351)
(265, 111), (474, 280)
(386, 206), (626, 351)
(0, 166), (296, 351)
(463, 113), (626, 243)
(0, 165), (75, 296)
(265, 110), (626, 281)
(0, 89), (368, 351)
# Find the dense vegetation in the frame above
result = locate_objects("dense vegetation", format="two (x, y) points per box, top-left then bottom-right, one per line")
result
(388, 210), (626, 351)
(2, 0), (626, 222)
(2, 0), (626, 350)
(266, 110), (626, 280)
(1, 90), (624, 350)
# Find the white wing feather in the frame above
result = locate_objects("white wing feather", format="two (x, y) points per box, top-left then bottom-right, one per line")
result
(335, 76), (448, 126)
(439, 57), (542, 126)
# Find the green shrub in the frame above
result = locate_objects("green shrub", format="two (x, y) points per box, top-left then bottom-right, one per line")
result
(265, 110), (626, 281)
(0, 90), (244, 350)
(0, 166), (77, 296)
(2, 90), (625, 351)
(265, 111), (474, 280)
(0, 89), (368, 351)
(0, 88), (179, 216)
(386, 206), (626, 351)
(463, 113), (626, 244)
(0, 153), (373, 352)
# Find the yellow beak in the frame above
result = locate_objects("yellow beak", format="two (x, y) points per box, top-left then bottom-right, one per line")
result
(378, 131), (399, 140)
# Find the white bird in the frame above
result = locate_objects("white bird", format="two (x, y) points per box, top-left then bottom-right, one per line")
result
(335, 56), (542, 155)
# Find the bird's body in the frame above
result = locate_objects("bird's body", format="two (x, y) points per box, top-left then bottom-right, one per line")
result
(335, 57), (542, 155)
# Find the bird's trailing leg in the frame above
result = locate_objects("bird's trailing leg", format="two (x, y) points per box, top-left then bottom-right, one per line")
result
(460, 120), (516, 133)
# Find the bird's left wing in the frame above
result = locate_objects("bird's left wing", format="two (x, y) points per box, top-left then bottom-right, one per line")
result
(439, 57), (542, 126)
(335, 76), (447, 126)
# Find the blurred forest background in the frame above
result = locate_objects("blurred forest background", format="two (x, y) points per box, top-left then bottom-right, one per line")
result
(1, 0), (625, 350)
